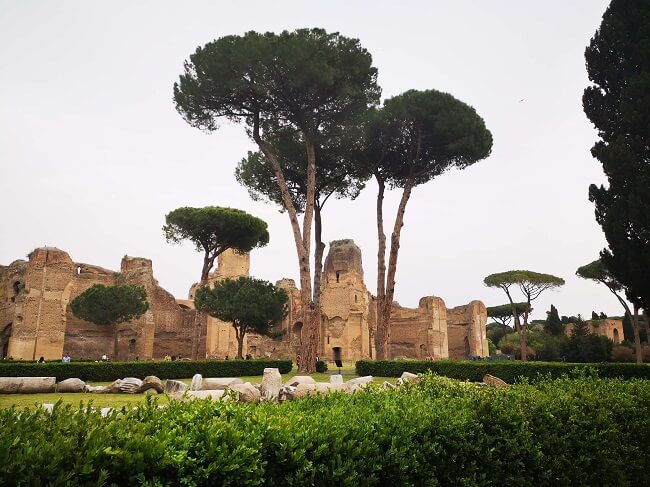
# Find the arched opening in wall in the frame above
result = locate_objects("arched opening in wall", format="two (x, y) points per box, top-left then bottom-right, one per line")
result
(76, 266), (81, 275)
(292, 322), (303, 343)
(336, 271), (340, 283)
(11, 280), (24, 302)
(613, 328), (620, 344)
(128, 339), (136, 353)
(464, 336), (470, 357)
(1, 323), (13, 359)
(12, 281), (24, 295)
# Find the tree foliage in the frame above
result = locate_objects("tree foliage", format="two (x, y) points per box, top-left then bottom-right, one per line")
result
(584, 0), (650, 311)
(163, 206), (269, 283)
(545, 304), (564, 336)
(367, 89), (493, 359)
(235, 132), (367, 214)
(487, 303), (530, 322)
(195, 277), (288, 359)
(484, 270), (564, 362)
(570, 314), (590, 337)
(576, 257), (644, 362)
(70, 284), (149, 326)
(174, 28), (380, 372)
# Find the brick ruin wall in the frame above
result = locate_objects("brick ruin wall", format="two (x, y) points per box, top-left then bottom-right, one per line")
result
(1, 242), (488, 362)
(1, 248), (196, 361)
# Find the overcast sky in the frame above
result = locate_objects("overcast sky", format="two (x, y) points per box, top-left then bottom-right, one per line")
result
(1, 0), (620, 321)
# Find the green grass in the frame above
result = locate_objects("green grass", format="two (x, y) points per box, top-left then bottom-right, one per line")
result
(0, 367), (395, 409)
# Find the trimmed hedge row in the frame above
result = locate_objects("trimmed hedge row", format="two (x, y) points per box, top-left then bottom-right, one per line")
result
(0, 359), (293, 382)
(1, 375), (649, 485)
(356, 359), (650, 381)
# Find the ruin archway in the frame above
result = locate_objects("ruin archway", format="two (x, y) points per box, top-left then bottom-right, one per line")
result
(1, 323), (13, 359)
(613, 328), (620, 344)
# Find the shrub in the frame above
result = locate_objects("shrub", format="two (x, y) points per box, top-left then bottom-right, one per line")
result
(0, 359), (292, 382)
(355, 360), (650, 381)
(0, 375), (648, 485)
(612, 345), (635, 362)
(315, 360), (328, 373)
(564, 334), (613, 362)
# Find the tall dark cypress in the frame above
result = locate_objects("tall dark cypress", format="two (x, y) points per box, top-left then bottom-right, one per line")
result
(584, 0), (650, 311)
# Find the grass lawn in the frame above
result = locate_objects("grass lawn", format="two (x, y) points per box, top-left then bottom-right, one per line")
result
(0, 364), (395, 410)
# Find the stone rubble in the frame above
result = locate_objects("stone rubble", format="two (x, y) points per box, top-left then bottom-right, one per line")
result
(140, 376), (164, 394)
(56, 378), (86, 393)
(201, 377), (243, 390)
(259, 368), (282, 402)
(0, 377), (56, 394)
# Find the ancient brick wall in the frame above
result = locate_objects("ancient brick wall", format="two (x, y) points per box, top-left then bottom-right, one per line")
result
(564, 319), (623, 344)
(0, 248), (196, 361)
(1, 242), (487, 362)
(320, 240), (371, 361)
(446, 301), (489, 358)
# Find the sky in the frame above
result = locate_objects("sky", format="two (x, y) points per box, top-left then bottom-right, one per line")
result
(0, 0), (620, 321)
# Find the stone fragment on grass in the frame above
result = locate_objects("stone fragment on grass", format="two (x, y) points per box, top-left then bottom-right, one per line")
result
(144, 388), (158, 395)
(400, 372), (420, 384)
(56, 378), (86, 393)
(164, 379), (189, 396)
(0, 377), (56, 394)
(184, 390), (226, 401)
(140, 376), (164, 394)
(345, 376), (373, 389)
(190, 374), (203, 391)
(104, 379), (123, 394)
(383, 381), (396, 389)
(86, 385), (108, 393)
(119, 377), (143, 394)
(279, 385), (297, 401)
(329, 374), (344, 384)
(483, 374), (508, 388)
(201, 377), (243, 390)
(294, 382), (346, 398)
(229, 382), (260, 403)
(285, 375), (316, 387)
(260, 368), (282, 402)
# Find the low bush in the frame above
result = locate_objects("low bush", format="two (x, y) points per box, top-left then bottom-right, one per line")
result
(1, 374), (648, 485)
(355, 359), (650, 381)
(315, 359), (328, 373)
(0, 359), (292, 382)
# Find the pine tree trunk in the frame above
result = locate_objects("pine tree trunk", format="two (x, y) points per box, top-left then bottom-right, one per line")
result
(506, 292), (526, 361)
(253, 121), (316, 373)
(643, 309), (650, 346)
(235, 325), (245, 360)
(114, 322), (119, 361)
(632, 305), (642, 364)
(311, 206), (325, 365)
(520, 308), (530, 362)
(379, 180), (415, 360)
(298, 140), (318, 372)
(374, 176), (387, 360)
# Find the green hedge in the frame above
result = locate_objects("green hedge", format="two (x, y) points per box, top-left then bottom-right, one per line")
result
(1, 375), (649, 485)
(0, 359), (292, 382)
(356, 359), (650, 381)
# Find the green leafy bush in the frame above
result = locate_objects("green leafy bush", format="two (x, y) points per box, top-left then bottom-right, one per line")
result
(355, 359), (650, 381)
(1, 375), (648, 485)
(315, 360), (328, 373)
(0, 359), (292, 382)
